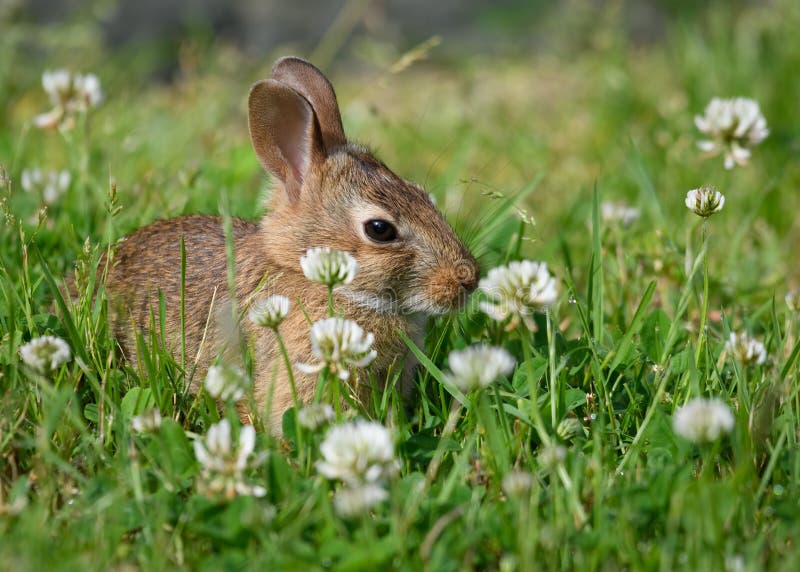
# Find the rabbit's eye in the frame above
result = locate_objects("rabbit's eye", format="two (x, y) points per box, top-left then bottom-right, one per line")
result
(364, 219), (398, 242)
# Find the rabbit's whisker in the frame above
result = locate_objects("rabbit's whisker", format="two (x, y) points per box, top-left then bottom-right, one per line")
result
(337, 288), (399, 315)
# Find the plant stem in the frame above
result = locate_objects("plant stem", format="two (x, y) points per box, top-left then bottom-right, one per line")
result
(476, 391), (509, 474)
(425, 399), (463, 482)
(520, 325), (551, 447)
(274, 329), (304, 460)
(547, 309), (558, 426)
(695, 220), (709, 370)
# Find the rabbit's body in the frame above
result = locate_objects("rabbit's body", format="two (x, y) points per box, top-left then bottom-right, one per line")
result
(107, 212), (424, 424)
(103, 58), (478, 430)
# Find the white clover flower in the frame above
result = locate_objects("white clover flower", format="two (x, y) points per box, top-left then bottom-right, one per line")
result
(35, 70), (103, 130)
(672, 397), (735, 443)
(444, 345), (516, 393)
(332, 483), (389, 518)
(317, 420), (399, 487)
(20, 168), (42, 193)
(300, 247), (358, 287)
(478, 260), (558, 330)
(193, 420), (266, 499)
(249, 295), (290, 329)
(0, 490), (29, 516)
(685, 185), (725, 218)
(556, 418), (583, 441)
(296, 317), (377, 381)
(537, 444), (567, 470)
(695, 97), (768, 169)
(21, 168), (71, 205)
(601, 201), (640, 227)
(502, 470), (534, 497)
(725, 555), (745, 572)
(297, 403), (335, 430)
(725, 332), (767, 366)
(34, 109), (64, 130)
(41, 70), (71, 102)
(73, 73), (103, 108)
(204, 364), (251, 401)
(131, 408), (162, 434)
(18, 335), (72, 373)
(785, 290), (800, 312)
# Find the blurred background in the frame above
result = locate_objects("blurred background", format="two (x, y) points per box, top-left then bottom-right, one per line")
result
(8, 0), (723, 71)
(1, 0), (798, 296)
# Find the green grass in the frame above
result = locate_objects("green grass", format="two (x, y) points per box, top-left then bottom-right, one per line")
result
(3, 1), (800, 570)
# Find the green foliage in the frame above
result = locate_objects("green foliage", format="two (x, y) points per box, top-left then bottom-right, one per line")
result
(3, 1), (800, 570)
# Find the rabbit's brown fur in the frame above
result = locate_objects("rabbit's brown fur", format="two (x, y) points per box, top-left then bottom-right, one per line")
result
(103, 57), (478, 431)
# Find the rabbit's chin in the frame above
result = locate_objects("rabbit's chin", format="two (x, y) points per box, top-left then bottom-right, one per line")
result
(337, 289), (456, 317)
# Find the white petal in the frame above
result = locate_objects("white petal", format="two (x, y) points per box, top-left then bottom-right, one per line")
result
(697, 140), (716, 152)
(34, 110), (61, 129)
(724, 153), (735, 170)
(193, 441), (211, 467)
(237, 425), (256, 467)
(296, 362), (324, 375)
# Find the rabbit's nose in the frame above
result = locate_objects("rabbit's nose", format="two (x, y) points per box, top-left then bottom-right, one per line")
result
(456, 258), (479, 293)
(428, 259), (478, 310)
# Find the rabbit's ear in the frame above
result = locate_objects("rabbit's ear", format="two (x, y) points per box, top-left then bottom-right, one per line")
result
(248, 78), (325, 202)
(270, 57), (346, 150)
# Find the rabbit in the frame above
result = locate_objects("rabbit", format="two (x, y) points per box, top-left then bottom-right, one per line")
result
(103, 57), (479, 432)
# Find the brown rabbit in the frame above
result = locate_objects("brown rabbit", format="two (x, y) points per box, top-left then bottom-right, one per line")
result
(104, 57), (479, 431)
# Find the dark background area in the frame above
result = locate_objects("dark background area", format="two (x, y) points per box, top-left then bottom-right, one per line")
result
(9, 0), (763, 78)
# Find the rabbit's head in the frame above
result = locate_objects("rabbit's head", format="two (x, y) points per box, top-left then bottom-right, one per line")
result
(249, 57), (478, 316)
